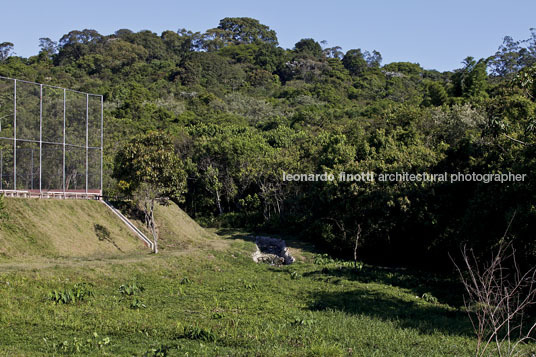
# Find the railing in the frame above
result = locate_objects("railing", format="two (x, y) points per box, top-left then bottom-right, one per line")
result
(0, 189), (100, 199)
(100, 200), (154, 250)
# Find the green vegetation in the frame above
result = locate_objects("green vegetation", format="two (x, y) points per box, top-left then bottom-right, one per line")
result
(2, 17), (535, 269)
(0, 193), (533, 355)
(1, 16), (536, 355)
(0, 228), (497, 356)
(48, 282), (94, 304)
(113, 131), (188, 253)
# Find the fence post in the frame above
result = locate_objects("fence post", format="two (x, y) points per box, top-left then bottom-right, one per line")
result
(100, 95), (103, 196)
(86, 94), (88, 194)
(39, 84), (42, 194)
(13, 79), (16, 190)
(63, 88), (66, 196)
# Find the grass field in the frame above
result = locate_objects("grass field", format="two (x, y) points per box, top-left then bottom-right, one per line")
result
(0, 199), (533, 356)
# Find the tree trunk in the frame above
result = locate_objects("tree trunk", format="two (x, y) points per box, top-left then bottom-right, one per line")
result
(215, 189), (223, 216)
(354, 225), (361, 270)
(150, 199), (158, 254)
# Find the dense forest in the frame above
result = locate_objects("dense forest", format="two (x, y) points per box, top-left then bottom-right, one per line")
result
(1, 18), (535, 270)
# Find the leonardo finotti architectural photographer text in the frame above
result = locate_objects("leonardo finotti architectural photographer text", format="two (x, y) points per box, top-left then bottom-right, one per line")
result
(282, 171), (527, 184)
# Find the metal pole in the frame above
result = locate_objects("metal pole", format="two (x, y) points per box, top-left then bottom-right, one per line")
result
(100, 95), (103, 196)
(31, 148), (34, 190)
(63, 88), (66, 194)
(86, 94), (88, 194)
(13, 79), (16, 190)
(39, 84), (42, 193)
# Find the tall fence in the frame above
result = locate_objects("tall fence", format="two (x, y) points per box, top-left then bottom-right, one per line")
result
(0, 76), (103, 197)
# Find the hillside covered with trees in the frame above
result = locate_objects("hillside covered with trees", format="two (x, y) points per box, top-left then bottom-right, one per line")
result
(1, 18), (535, 270)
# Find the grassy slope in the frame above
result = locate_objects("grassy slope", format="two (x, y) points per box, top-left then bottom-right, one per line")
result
(0, 198), (147, 259)
(152, 202), (220, 251)
(0, 201), (533, 356)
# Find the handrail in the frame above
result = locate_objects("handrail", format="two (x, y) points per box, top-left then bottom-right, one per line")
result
(100, 200), (154, 250)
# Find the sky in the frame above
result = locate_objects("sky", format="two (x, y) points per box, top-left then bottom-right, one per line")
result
(1, 0), (535, 72)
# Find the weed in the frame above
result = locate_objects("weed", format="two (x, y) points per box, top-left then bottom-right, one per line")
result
(421, 292), (439, 304)
(48, 283), (93, 304)
(119, 282), (145, 296)
(180, 325), (216, 342)
(130, 297), (146, 309)
(180, 277), (192, 284)
(45, 332), (110, 354)
(290, 270), (301, 279)
(211, 312), (224, 319)
(291, 317), (316, 327)
(314, 254), (363, 272)
(242, 281), (256, 289)
(143, 344), (172, 356)
(314, 253), (336, 265)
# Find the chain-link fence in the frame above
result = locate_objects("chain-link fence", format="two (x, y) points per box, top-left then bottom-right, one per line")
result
(0, 76), (102, 197)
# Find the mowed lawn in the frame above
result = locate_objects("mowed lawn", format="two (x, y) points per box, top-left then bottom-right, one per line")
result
(0, 228), (499, 357)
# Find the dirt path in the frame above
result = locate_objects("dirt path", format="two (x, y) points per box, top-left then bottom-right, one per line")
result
(0, 249), (200, 272)
(0, 235), (235, 272)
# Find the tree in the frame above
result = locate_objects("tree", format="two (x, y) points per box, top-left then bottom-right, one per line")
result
(113, 132), (187, 253)
(55, 29), (104, 64)
(423, 81), (448, 106)
(515, 64), (536, 92)
(294, 38), (323, 58)
(0, 42), (14, 61)
(489, 36), (524, 78)
(342, 49), (367, 75)
(323, 46), (343, 59)
(58, 29), (103, 47)
(217, 17), (278, 46)
(38, 37), (57, 56)
(201, 17), (278, 51)
(383, 61), (423, 76)
(452, 57), (488, 98)
(202, 164), (223, 215)
(489, 30), (536, 77)
(161, 30), (192, 58)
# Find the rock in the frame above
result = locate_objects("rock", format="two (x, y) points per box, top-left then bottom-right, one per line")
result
(252, 236), (294, 265)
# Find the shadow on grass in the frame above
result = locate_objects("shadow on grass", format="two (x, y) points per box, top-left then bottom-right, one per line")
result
(304, 266), (465, 308)
(215, 228), (320, 255)
(308, 286), (472, 337)
(216, 228), (255, 243)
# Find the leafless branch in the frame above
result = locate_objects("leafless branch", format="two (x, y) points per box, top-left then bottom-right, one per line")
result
(453, 241), (536, 356)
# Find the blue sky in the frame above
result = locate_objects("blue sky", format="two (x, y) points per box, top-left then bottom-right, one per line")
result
(1, 0), (534, 72)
